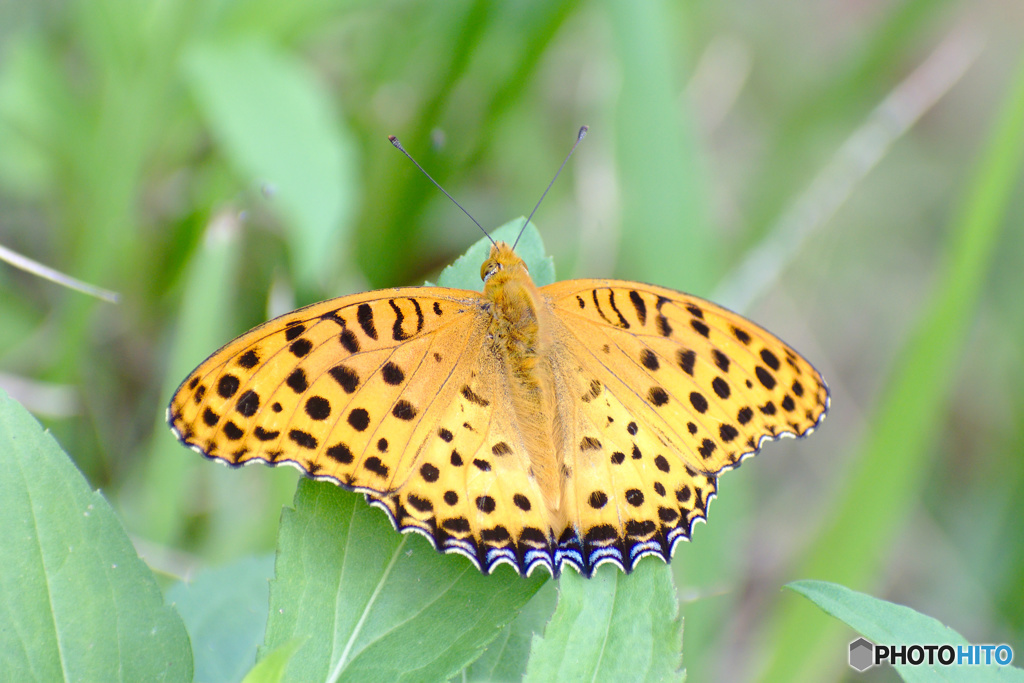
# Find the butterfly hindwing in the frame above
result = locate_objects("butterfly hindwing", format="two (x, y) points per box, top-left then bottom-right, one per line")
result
(367, 343), (558, 575)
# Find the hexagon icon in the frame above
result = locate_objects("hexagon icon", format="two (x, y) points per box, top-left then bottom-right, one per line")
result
(849, 637), (874, 671)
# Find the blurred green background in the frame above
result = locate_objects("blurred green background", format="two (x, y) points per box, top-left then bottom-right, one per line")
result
(1, 1), (1022, 681)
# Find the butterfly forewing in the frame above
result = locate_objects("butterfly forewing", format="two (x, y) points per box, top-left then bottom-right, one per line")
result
(169, 287), (486, 492)
(544, 281), (828, 468)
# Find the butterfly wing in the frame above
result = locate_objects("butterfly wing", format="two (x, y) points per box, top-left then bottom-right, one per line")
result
(541, 280), (829, 572)
(169, 287), (491, 491)
(168, 286), (558, 575)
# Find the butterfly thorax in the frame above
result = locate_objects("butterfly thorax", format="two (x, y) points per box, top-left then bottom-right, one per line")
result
(481, 242), (565, 517)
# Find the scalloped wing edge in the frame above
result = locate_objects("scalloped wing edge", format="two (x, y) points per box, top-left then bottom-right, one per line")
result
(168, 386), (829, 578)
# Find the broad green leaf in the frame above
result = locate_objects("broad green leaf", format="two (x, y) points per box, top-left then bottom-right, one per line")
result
(463, 581), (557, 683)
(0, 389), (192, 683)
(182, 38), (358, 289)
(434, 219), (555, 289)
(167, 555), (275, 683)
(242, 639), (305, 683)
(524, 561), (684, 683)
(262, 481), (546, 683)
(790, 580), (1024, 683)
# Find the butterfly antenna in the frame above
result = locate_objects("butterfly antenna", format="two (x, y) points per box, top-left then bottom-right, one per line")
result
(388, 135), (495, 246)
(513, 125), (588, 250)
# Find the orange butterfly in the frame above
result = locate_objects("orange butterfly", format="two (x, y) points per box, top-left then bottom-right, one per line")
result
(168, 131), (828, 577)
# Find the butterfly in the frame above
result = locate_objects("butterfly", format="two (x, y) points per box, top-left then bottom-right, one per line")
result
(167, 217), (829, 578)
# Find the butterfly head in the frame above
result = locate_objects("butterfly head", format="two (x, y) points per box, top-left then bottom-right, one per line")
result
(481, 241), (530, 285)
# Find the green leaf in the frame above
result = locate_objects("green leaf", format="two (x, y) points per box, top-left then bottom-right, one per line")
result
(0, 389), (192, 683)
(167, 555), (275, 683)
(789, 580), (1024, 682)
(261, 481), (546, 683)
(524, 561), (684, 683)
(434, 218), (555, 290)
(463, 581), (557, 683)
(182, 38), (358, 289)
(242, 639), (305, 683)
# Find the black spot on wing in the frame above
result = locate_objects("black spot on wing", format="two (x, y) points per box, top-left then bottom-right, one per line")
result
(287, 369), (308, 393)
(223, 421), (244, 440)
(237, 350), (260, 369)
(606, 290), (629, 328)
(591, 290), (618, 327)
(218, 375), (240, 398)
(461, 385), (489, 407)
(304, 396), (331, 420)
(347, 408), (370, 431)
(392, 400), (417, 420)
(629, 291), (647, 326)
(289, 338), (313, 357)
(655, 297), (673, 337)
(357, 303), (377, 340)
(289, 429), (318, 450)
(326, 442), (353, 464)
(756, 366), (776, 389)
(407, 494), (433, 513)
(235, 390), (259, 417)
(443, 517), (470, 533)
(339, 328), (359, 353)
(254, 426), (278, 441)
(420, 463), (440, 482)
(677, 349), (696, 376)
(760, 348), (781, 370)
(388, 299), (408, 341)
(329, 365), (359, 394)
(381, 362), (405, 385)
(648, 387), (669, 406)
(365, 456), (389, 477)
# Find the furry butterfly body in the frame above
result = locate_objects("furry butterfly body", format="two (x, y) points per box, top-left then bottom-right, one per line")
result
(169, 236), (828, 577)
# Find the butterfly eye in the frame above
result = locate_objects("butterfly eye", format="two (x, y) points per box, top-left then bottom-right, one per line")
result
(483, 263), (503, 281)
